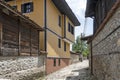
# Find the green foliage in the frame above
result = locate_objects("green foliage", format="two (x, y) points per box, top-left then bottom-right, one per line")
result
(72, 36), (89, 57)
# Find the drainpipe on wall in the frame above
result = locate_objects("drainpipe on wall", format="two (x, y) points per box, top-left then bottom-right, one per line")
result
(44, 0), (47, 51)
(44, 0), (47, 75)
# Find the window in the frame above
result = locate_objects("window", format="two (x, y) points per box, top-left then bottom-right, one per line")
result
(58, 59), (61, 66)
(64, 42), (66, 51)
(68, 23), (71, 32)
(68, 22), (74, 35)
(12, 5), (17, 9)
(71, 26), (74, 35)
(21, 2), (33, 13)
(58, 15), (61, 27)
(58, 38), (61, 48)
(53, 58), (56, 66)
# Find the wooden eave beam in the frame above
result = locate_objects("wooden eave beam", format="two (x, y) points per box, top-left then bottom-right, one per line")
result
(90, 0), (120, 42)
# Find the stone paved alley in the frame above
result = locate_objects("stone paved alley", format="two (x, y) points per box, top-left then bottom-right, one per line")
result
(38, 60), (95, 80)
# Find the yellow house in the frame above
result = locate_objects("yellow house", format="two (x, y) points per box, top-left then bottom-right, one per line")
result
(5, 0), (80, 74)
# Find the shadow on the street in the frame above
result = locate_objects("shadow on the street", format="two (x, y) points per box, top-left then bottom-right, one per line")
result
(66, 67), (89, 80)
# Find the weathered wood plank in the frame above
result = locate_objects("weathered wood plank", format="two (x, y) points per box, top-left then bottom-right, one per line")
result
(0, 23), (2, 56)
(94, 0), (117, 33)
(0, 11), (39, 56)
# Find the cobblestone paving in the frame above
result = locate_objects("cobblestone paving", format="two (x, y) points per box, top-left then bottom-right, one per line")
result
(39, 60), (95, 80)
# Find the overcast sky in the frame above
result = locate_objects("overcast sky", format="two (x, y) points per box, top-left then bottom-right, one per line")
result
(66, 0), (93, 39)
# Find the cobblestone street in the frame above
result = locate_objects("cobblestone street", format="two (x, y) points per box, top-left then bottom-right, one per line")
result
(41, 60), (93, 80)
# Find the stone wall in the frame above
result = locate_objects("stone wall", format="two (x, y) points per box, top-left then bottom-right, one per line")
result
(91, 7), (120, 80)
(0, 55), (46, 80)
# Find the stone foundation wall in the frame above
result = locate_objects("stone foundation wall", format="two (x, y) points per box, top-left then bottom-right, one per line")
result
(92, 7), (120, 80)
(0, 55), (46, 80)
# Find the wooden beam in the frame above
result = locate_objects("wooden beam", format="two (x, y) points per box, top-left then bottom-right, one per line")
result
(30, 28), (32, 56)
(0, 23), (2, 56)
(18, 19), (21, 56)
(91, 0), (120, 41)
(38, 31), (40, 55)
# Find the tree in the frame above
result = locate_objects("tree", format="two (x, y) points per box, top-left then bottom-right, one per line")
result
(72, 36), (89, 57)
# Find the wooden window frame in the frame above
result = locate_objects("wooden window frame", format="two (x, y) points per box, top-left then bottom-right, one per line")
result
(21, 2), (33, 13)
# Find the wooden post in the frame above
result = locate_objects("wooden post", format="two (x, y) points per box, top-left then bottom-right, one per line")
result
(0, 23), (2, 56)
(38, 30), (40, 55)
(30, 28), (32, 56)
(18, 19), (21, 56)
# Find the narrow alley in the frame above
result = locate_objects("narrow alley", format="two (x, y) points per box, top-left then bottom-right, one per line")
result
(0, 0), (120, 80)
(38, 60), (94, 80)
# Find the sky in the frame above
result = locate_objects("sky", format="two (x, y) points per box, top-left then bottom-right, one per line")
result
(66, 0), (93, 39)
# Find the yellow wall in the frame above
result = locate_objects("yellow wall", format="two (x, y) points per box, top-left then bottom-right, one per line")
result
(47, 0), (62, 36)
(7, 0), (75, 58)
(65, 16), (75, 42)
(46, 0), (71, 58)
(47, 30), (70, 58)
